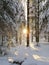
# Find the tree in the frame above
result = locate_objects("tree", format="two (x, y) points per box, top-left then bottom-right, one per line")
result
(34, 0), (40, 46)
(39, 0), (49, 42)
(27, 0), (30, 47)
(0, 0), (25, 47)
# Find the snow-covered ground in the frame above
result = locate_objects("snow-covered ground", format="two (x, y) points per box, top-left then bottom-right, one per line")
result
(0, 43), (49, 65)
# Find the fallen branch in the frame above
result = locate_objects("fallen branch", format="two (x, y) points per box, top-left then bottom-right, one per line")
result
(9, 60), (24, 65)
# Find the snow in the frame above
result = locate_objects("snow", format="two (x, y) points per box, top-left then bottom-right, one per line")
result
(0, 56), (10, 65)
(0, 43), (49, 65)
(0, 0), (49, 65)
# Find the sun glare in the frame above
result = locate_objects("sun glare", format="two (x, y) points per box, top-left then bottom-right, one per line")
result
(30, 43), (39, 50)
(33, 54), (49, 62)
(8, 57), (13, 62)
(23, 28), (27, 34)
(15, 51), (18, 56)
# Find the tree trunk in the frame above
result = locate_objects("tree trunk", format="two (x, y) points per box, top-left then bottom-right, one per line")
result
(35, 0), (39, 46)
(27, 0), (29, 47)
(2, 34), (4, 46)
(48, 32), (49, 42)
(16, 31), (18, 43)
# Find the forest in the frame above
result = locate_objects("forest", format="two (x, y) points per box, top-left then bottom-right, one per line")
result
(0, 0), (49, 65)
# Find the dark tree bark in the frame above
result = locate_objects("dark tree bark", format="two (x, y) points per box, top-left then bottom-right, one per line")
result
(48, 32), (49, 42)
(2, 34), (4, 46)
(35, 0), (39, 46)
(27, 0), (29, 47)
